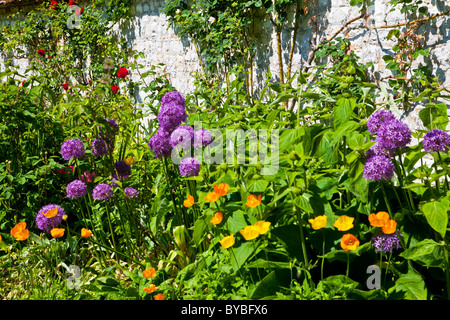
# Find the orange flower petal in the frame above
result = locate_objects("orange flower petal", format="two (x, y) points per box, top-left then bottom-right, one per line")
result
(213, 183), (230, 196)
(340, 233), (360, 251)
(143, 267), (156, 278)
(245, 194), (262, 208)
(382, 219), (397, 234)
(368, 211), (390, 227)
(205, 192), (220, 203)
(50, 228), (65, 238)
(154, 293), (165, 300)
(210, 212), (223, 225)
(183, 194), (195, 207)
(81, 228), (92, 238)
(11, 222), (29, 241)
(43, 207), (58, 219)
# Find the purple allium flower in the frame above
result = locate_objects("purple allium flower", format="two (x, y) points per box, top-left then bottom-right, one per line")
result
(423, 129), (450, 153)
(36, 204), (65, 233)
(363, 155), (395, 181)
(179, 157), (201, 177)
(365, 141), (396, 160)
(367, 110), (396, 135)
(124, 187), (139, 199)
(170, 125), (194, 149)
(157, 102), (188, 132)
(91, 119), (118, 157)
(61, 138), (85, 160)
(371, 231), (402, 253)
(161, 91), (185, 106)
(102, 118), (119, 136)
(91, 136), (109, 157)
(114, 161), (131, 180)
(66, 179), (87, 199)
(193, 128), (214, 147)
(148, 128), (173, 158)
(92, 183), (113, 200)
(375, 118), (412, 152)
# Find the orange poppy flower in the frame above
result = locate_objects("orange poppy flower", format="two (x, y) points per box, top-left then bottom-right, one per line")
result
(245, 194), (262, 208)
(124, 157), (134, 165)
(81, 228), (92, 238)
(213, 183), (230, 196)
(382, 219), (397, 234)
(340, 234), (360, 251)
(144, 284), (158, 294)
(10, 222), (29, 241)
(368, 211), (390, 227)
(219, 234), (235, 249)
(239, 225), (260, 241)
(205, 192), (220, 203)
(183, 194), (195, 207)
(143, 267), (156, 279)
(252, 220), (271, 235)
(333, 215), (354, 231)
(210, 212), (223, 225)
(154, 293), (165, 300)
(308, 215), (327, 230)
(50, 228), (65, 238)
(43, 207), (58, 219)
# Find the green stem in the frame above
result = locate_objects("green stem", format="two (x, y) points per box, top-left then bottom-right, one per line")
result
(379, 181), (393, 216)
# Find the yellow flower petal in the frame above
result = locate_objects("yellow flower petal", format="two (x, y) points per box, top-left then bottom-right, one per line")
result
(333, 215), (354, 231)
(219, 234), (235, 249)
(239, 225), (260, 241)
(308, 215), (327, 230)
(253, 220), (271, 235)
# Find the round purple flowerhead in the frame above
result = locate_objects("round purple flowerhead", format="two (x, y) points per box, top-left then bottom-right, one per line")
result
(170, 125), (194, 149)
(157, 102), (188, 132)
(179, 157), (201, 177)
(363, 155), (395, 181)
(365, 141), (396, 160)
(148, 128), (173, 158)
(161, 91), (185, 106)
(92, 183), (114, 200)
(375, 118), (411, 152)
(423, 129), (450, 153)
(114, 161), (131, 180)
(61, 138), (85, 160)
(371, 231), (402, 253)
(367, 110), (396, 135)
(66, 179), (87, 199)
(36, 204), (65, 233)
(91, 136), (109, 157)
(124, 187), (139, 199)
(193, 128), (214, 147)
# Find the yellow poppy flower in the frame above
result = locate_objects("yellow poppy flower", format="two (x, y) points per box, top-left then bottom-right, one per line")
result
(10, 222), (29, 241)
(340, 234), (360, 251)
(333, 215), (354, 231)
(143, 267), (156, 279)
(205, 192), (220, 203)
(252, 220), (271, 235)
(308, 215), (327, 230)
(368, 211), (390, 227)
(210, 212), (223, 225)
(239, 225), (260, 241)
(81, 228), (92, 238)
(245, 194), (262, 208)
(382, 219), (397, 234)
(219, 234), (235, 249)
(213, 183), (230, 196)
(51, 228), (65, 238)
(183, 194), (195, 207)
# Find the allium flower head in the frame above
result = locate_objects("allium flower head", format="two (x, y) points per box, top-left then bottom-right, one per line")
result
(91, 136), (109, 157)
(170, 125), (194, 149)
(363, 155), (395, 181)
(61, 138), (85, 160)
(157, 102), (188, 132)
(114, 161), (131, 180)
(371, 231), (402, 253)
(36, 204), (65, 233)
(148, 128), (172, 158)
(66, 179), (87, 199)
(124, 187), (139, 199)
(423, 129), (450, 153)
(367, 110), (396, 135)
(179, 157), (201, 177)
(375, 118), (411, 152)
(193, 128), (214, 147)
(92, 183), (113, 200)
(161, 91), (185, 107)
(365, 141), (396, 159)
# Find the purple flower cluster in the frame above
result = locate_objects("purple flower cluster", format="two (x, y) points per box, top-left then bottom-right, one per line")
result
(61, 139), (85, 161)
(114, 161), (131, 180)
(148, 128), (173, 159)
(66, 179), (87, 199)
(367, 110), (396, 136)
(363, 155), (395, 181)
(91, 118), (119, 157)
(371, 231), (402, 253)
(194, 128), (214, 147)
(422, 129), (450, 153)
(124, 187), (139, 199)
(179, 157), (201, 177)
(160, 91), (186, 106)
(170, 125), (194, 149)
(92, 183), (113, 200)
(157, 103), (188, 132)
(36, 204), (65, 233)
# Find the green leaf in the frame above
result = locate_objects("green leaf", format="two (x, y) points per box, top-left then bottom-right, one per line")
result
(399, 239), (444, 267)
(226, 210), (249, 234)
(231, 241), (257, 272)
(420, 198), (448, 238)
(271, 225), (304, 262)
(389, 266), (427, 300)
(334, 97), (355, 129)
(250, 269), (291, 299)
(248, 179), (269, 193)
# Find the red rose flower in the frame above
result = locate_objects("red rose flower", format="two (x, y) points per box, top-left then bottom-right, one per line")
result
(50, 0), (58, 9)
(38, 49), (45, 56)
(62, 83), (69, 90)
(117, 67), (129, 79)
(68, 0), (75, 5)
(111, 85), (119, 93)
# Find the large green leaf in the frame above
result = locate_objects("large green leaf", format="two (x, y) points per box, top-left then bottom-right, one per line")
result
(271, 225), (304, 262)
(399, 239), (444, 268)
(389, 267), (427, 300)
(250, 269), (292, 299)
(420, 198), (448, 238)
(334, 97), (356, 129)
(231, 241), (258, 272)
(226, 210), (249, 234)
